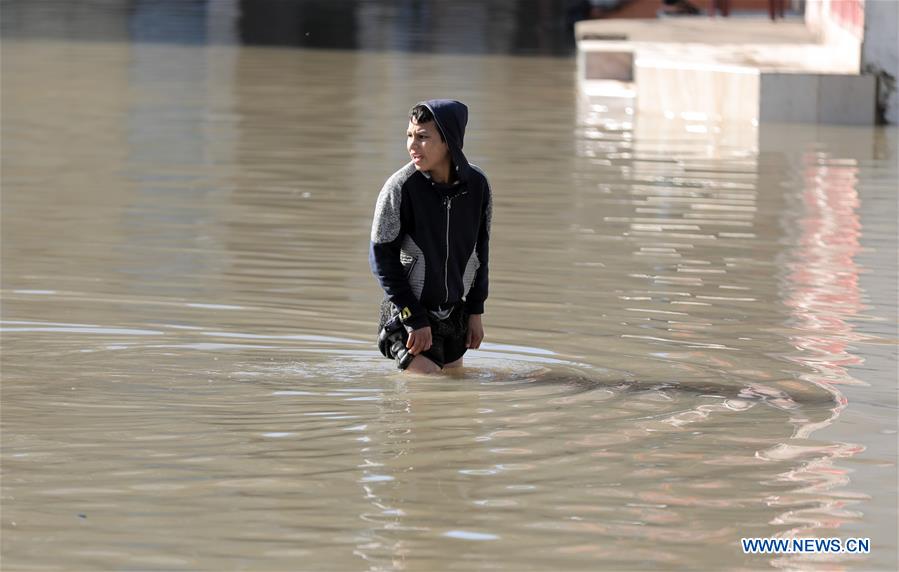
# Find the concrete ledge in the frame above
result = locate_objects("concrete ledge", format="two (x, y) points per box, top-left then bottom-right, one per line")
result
(760, 73), (877, 124)
(575, 17), (876, 124)
(635, 59), (760, 124)
(575, 18), (819, 45)
(627, 64), (876, 124)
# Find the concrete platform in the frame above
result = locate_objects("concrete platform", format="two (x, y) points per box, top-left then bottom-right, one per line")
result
(577, 17), (820, 45)
(575, 17), (876, 125)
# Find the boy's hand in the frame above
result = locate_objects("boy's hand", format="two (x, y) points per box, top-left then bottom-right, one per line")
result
(406, 326), (432, 355)
(466, 314), (484, 349)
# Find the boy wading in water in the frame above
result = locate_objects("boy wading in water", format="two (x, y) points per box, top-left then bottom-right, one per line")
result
(370, 100), (492, 374)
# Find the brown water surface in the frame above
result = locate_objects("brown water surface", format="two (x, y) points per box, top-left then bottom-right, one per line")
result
(2, 37), (897, 571)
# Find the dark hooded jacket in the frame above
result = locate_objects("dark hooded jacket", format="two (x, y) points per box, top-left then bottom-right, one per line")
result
(369, 99), (492, 330)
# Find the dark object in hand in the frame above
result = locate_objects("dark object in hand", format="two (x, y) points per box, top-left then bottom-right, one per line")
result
(378, 315), (414, 370)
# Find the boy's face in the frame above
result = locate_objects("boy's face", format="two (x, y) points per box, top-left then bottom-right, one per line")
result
(407, 120), (449, 173)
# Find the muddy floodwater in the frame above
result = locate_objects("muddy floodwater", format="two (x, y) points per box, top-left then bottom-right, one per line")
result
(2, 4), (897, 571)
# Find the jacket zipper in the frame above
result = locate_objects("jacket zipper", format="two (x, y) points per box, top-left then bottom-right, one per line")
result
(444, 196), (452, 304)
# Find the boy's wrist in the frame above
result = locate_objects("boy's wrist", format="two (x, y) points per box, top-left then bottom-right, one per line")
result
(402, 312), (429, 330)
(464, 299), (485, 315)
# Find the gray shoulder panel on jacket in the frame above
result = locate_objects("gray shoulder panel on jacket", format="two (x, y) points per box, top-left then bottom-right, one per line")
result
(371, 162), (417, 243)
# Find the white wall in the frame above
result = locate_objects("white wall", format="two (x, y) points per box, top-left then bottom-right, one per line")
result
(804, 0), (863, 73)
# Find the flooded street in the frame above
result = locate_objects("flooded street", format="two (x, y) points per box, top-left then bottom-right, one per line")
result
(2, 3), (897, 570)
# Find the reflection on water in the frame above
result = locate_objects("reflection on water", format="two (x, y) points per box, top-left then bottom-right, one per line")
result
(2, 5), (897, 571)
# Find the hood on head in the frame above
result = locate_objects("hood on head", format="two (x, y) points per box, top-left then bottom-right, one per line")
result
(420, 99), (470, 181)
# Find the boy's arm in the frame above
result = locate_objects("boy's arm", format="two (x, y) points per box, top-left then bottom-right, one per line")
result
(370, 182), (429, 330)
(464, 178), (492, 315)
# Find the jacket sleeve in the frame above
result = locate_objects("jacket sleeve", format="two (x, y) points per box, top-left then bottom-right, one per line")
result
(369, 180), (430, 330)
(464, 177), (492, 315)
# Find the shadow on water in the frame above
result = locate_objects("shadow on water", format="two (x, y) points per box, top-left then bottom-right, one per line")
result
(521, 371), (839, 410)
(237, 338), (840, 415)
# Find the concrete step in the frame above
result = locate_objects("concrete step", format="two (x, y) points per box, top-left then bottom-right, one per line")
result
(582, 0), (788, 20)
(575, 17), (877, 124)
(632, 60), (876, 125)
